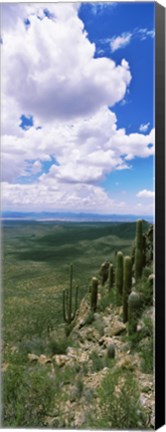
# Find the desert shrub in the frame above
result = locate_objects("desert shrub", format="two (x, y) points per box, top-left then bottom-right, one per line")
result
(140, 337), (153, 374)
(89, 351), (104, 372)
(82, 362), (89, 375)
(3, 364), (57, 427)
(83, 387), (94, 404)
(88, 368), (147, 429)
(89, 350), (114, 372)
(73, 378), (84, 399)
(18, 336), (46, 356)
(98, 292), (112, 312)
(93, 318), (105, 336)
(142, 265), (153, 279)
(47, 335), (73, 355)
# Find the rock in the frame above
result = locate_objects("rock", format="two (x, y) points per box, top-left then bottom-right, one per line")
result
(52, 354), (69, 367)
(67, 347), (89, 363)
(74, 408), (86, 427)
(150, 415), (155, 427)
(74, 297), (90, 330)
(99, 336), (114, 347)
(140, 394), (147, 406)
(84, 367), (109, 391)
(117, 355), (135, 370)
(109, 321), (126, 336)
(28, 353), (39, 362)
(114, 306), (123, 316)
(132, 277), (136, 285)
(38, 354), (52, 365)
(1, 362), (9, 372)
(11, 346), (18, 354)
(86, 328), (100, 342)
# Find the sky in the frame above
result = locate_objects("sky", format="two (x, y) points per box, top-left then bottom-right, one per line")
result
(1, 2), (155, 216)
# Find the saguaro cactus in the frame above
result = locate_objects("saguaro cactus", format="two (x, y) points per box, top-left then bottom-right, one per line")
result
(115, 251), (123, 298)
(123, 256), (132, 323)
(128, 291), (141, 335)
(108, 263), (114, 291)
(91, 277), (98, 312)
(135, 219), (143, 282)
(107, 342), (115, 359)
(63, 264), (78, 324)
(99, 261), (109, 286)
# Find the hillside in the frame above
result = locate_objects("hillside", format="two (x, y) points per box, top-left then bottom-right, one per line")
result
(2, 220), (154, 428)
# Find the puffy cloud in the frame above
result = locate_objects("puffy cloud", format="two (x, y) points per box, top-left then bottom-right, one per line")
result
(136, 189), (155, 198)
(1, 3), (155, 214)
(1, 106), (154, 185)
(1, 4), (131, 124)
(110, 32), (132, 52)
(2, 180), (122, 214)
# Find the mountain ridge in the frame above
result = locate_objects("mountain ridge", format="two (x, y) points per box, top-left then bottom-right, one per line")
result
(1, 211), (153, 223)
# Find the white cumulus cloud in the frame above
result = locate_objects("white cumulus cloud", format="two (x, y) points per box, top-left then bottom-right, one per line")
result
(1, 3), (155, 214)
(1, 4), (131, 124)
(136, 189), (155, 198)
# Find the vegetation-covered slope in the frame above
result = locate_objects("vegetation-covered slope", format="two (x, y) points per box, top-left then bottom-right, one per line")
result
(2, 220), (154, 428)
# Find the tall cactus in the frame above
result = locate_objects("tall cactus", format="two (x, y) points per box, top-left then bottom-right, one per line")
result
(108, 263), (114, 291)
(91, 277), (98, 312)
(128, 291), (141, 335)
(63, 264), (78, 324)
(115, 251), (123, 299)
(135, 219), (143, 282)
(123, 256), (132, 323)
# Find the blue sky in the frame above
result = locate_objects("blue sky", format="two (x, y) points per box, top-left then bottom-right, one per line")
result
(1, 2), (155, 215)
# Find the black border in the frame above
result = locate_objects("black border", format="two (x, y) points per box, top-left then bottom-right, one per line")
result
(155, 2), (165, 430)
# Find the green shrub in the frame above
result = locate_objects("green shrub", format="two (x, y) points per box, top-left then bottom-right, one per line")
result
(18, 336), (46, 356)
(3, 364), (57, 427)
(89, 351), (114, 372)
(93, 318), (105, 337)
(88, 368), (147, 429)
(75, 378), (84, 399)
(47, 336), (73, 355)
(89, 351), (105, 372)
(98, 292), (111, 312)
(140, 337), (153, 374)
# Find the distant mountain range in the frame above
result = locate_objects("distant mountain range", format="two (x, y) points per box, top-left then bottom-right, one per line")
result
(1, 211), (154, 223)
